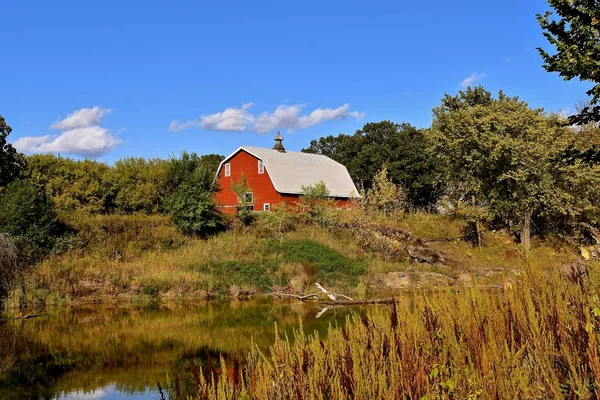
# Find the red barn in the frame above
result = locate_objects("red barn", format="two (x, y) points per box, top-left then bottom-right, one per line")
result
(214, 133), (360, 213)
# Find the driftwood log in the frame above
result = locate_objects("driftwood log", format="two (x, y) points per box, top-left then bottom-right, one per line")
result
(272, 283), (394, 308)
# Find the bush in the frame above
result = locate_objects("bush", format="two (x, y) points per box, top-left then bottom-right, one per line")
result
(0, 234), (19, 306)
(360, 166), (407, 215)
(254, 203), (296, 238)
(0, 179), (62, 262)
(165, 167), (224, 237)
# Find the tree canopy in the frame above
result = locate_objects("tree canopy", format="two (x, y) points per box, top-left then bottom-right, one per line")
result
(0, 115), (26, 188)
(303, 121), (442, 209)
(537, 0), (600, 124)
(430, 86), (600, 249)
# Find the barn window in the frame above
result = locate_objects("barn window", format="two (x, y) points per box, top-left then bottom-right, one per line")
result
(263, 203), (270, 211)
(224, 163), (231, 177)
(258, 160), (264, 174)
(244, 192), (253, 204)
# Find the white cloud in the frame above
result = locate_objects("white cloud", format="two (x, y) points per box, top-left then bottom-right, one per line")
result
(460, 72), (486, 88)
(255, 105), (303, 133)
(50, 106), (111, 130)
(170, 103), (255, 132)
(172, 103), (365, 133)
(14, 107), (120, 157)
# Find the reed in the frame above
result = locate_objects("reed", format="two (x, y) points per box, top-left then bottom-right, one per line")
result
(174, 259), (600, 399)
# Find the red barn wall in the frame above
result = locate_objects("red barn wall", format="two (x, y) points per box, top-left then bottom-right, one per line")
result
(214, 149), (356, 214)
(215, 150), (283, 214)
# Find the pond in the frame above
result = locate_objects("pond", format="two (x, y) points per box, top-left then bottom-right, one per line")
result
(0, 299), (361, 400)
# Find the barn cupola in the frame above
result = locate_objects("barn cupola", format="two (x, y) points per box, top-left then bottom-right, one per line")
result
(273, 131), (286, 152)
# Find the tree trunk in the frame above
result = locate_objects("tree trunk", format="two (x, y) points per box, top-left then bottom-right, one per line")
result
(472, 195), (481, 248)
(521, 208), (532, 252)
(474, 220), (481, 248)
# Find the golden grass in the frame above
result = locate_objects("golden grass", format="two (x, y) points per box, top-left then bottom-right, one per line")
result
(174, 260), (600, 399)
(8, 211), (580, 311)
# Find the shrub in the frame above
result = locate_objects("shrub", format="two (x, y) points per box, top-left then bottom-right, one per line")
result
(254, 203), (296, 238)
(0, 234), (19, 306)
(299, 181), (338, 226)
(165, 167), (224, 237)
(0, 179), (62, 262)
(360, 166), (407, 215)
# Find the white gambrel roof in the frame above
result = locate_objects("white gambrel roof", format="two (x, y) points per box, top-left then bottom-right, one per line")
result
(218, 146), (360, 198)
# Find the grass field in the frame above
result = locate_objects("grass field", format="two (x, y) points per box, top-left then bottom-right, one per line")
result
(5, 210), (581, 312)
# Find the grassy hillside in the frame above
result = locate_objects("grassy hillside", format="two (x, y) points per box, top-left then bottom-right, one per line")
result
(5, 209), (582, 312)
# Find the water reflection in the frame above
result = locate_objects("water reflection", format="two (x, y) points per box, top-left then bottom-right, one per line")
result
(60, 385), (155, 400)
(0, 300), (356, 400)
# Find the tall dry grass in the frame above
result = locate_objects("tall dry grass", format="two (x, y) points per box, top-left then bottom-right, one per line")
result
(173, 259), (600, 399)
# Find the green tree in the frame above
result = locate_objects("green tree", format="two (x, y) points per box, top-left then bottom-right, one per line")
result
(361, 166), (407, 216)
(110, 157), (169, 214)
(431, 86), (600, 250)
(537, 0), (600, 124)
(165, 152), (223, 196)
(0, 179), (61, 261)
(0, 115), (26, 188)
(26, 154), (114, 214)
(303, 121), (442, 209)
(231, 174), (254, 225)
(300, 181), (335, 221)
(164, 153), (223, 236)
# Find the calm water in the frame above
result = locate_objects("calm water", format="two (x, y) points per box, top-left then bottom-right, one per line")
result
(0, 299), (360, 400)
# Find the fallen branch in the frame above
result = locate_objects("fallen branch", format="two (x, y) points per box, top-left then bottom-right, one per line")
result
(321, 298), (396, 306)
(271, 292), (319, 300)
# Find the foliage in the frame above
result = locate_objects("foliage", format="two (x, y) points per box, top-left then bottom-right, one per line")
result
(164, 151), (223, 195)
(0, 115), (26, 188)
(430, 86), (600, 249)
(230, 174), (254, 225)
(254, 202), (296, 238)
(26, 154), (113, 214)
(0, 179), (62, 262)
(24, 152), (225, 216)
(0, 234), (19, 307)
(537, 0), (600, 124)
(303, 121), (443, 209)
(299, 181), (337, 225)
(360, 166), (407, 215)
(165, 164), (223, 237)
(110, 157), (170, 214)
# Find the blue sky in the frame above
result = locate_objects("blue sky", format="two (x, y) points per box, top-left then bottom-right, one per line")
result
(1, 0), (592, 163)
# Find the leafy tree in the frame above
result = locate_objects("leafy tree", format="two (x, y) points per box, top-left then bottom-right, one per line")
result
(367, 167), (403, 214)
(231, 174), (255, 225)
(164, 154), (224, 236)
(0, 115), (26, 188)
(300, 181), (330, 199)
(303, 121), (442, 209)
(26, 154), (114, 213)
(0, 179), (62, 261)
(300, 181), (335, 222)
(165, 152), (223, 195)
(109, 157), (170, 214)
(361, 166), (407, 216)
(431, 86), (600, 250)
(537, 0), (600, 124)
